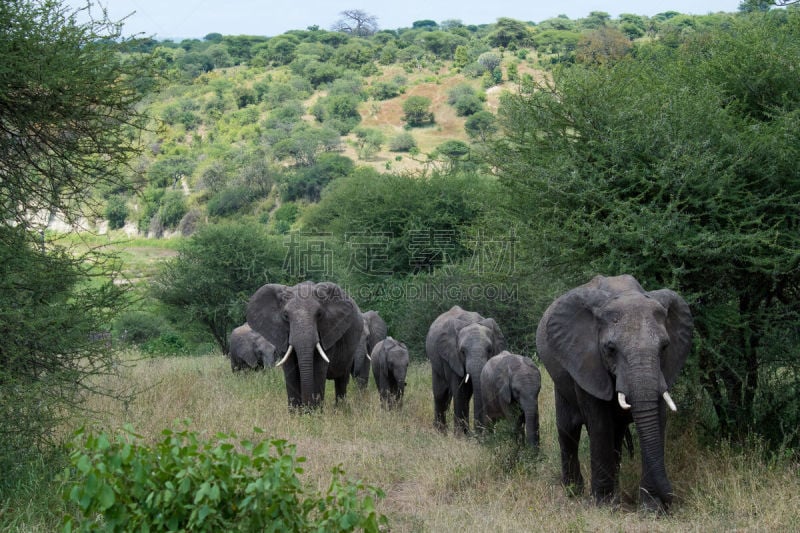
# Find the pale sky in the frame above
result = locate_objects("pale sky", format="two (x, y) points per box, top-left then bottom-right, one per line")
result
(66, 0), (743, 40)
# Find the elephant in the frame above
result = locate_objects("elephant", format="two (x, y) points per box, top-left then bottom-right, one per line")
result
(370, 336), (409, 409)
(246, 281), (364, 409)
(228, 323), (276, 372)
(425, 305), (506, 435)
(351, 310), (388, 389)
(480, 351), (541, 450)
(536, 274), (693, 512)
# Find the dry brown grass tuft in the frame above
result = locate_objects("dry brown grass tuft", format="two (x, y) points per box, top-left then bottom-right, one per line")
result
(77, 353), (800, 532)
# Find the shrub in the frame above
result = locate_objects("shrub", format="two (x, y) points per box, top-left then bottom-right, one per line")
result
(61, 425), (387, 532)
(207, 186), (254, 217)
(388, 132), (417, 152)
(157, 190), (188, 229)
(104, 195), (128, 230)
(402, 95), (434, 126)
(113, 311), (168, 345)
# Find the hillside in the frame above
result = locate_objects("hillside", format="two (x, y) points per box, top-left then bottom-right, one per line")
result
(85, 10), (740, 239)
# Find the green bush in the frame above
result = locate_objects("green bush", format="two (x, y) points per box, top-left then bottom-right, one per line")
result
(113, 311), (166, 344)
(388, 132), (417, 152)
(158, 190), (188, 229)
(104, 195), (128, 230)
(207, 186), (255, 217)
(61, 425), (387, 532)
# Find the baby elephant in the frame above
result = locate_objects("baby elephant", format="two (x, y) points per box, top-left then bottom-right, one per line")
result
(228, 323), (275, 372)
(480, 351), (541, 449)
(370, 337), (409, 409)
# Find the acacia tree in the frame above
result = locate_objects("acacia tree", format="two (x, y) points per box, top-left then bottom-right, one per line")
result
(0, 0), (154, 485)
(331, 9), (378, 37)
(488, 11), (800, 449)
(154, 223), (296, 354)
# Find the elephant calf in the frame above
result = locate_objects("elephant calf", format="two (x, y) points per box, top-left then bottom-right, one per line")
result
(228, 323), (275, 372)
(370, 336), (409, 409)
(480, 351), (541, 449)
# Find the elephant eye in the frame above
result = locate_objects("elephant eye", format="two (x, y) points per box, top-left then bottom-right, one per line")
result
(281, 310), (289, 322)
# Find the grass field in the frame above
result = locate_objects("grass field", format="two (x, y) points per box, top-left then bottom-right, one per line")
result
(8, 351), (797, 532)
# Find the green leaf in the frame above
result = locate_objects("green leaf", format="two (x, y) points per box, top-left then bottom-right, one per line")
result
(97, 484), (116, 511)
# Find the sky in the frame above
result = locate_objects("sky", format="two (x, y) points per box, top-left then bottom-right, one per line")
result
(65, 0), (744, 40)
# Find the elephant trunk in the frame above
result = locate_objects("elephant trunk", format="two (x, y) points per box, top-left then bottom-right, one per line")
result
(631, 398), (672, 511)
(524, 406), (540, 450)
(291, 317), (323, 408)
(467, 361), (487, 431)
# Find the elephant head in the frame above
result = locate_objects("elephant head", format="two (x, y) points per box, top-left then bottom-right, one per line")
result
(228, 323), (275, 372)
(351, 311), (387, 389)
(480, 351), (541, 449)
(246, 281), (363, 408)
(539, 274), (693, 510)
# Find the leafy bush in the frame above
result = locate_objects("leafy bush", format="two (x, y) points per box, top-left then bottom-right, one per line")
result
(104, 195), (128, 230)
(113, 311), (166, 344)
(402, 95), (434, 126)
(388, 132), (417, 152)
(158, 190), (188, 229)
(207, 186), (255, 217)
(140, 331), (190, 356)
(61, 425), (387, 532)
(368, 79), (406, 100)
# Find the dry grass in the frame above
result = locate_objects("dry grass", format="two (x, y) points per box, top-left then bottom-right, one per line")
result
(69, 352), (800, 532)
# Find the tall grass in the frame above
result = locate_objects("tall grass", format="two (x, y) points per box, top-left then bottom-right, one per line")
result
(5, 351), (799, 531)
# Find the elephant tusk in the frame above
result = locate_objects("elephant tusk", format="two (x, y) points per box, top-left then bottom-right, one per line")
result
(366, 352), (371, 361)
(618, 392), (632, 410)
(663, 392), (677, 412)
(316, 342), (330, 363)
(275, 345), (293, 367)
(464, 373), (470, 384)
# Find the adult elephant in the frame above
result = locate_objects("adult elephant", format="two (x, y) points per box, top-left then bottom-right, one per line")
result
(351, 310), (388, 389)
(480, 351), (541, 450)
(370, 336), (409, 409)
(246, 281), (364, 409)
(425, 305), (506, 435)
(228, 323), (275, 372)
(536, 274), (693, 512)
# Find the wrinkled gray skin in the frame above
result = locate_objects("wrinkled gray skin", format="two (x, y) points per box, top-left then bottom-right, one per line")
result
(370, 336), (409, 409)
(246, 281), (363, 409)
(351, 310), (388, 389)
(228, 323), (276, 372)
(537, 275), (693, 512)
(480, 351), (541, 449)
(426, 305), (506, 435)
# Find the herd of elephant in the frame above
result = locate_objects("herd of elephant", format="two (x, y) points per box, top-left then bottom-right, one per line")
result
(229, 275), (694, 513)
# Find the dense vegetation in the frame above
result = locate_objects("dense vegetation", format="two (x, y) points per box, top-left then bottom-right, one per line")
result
(3, 0), (800, 529)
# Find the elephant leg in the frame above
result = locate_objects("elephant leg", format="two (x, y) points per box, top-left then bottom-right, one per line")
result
(432, 370), (451, 433)
(555, 392), (584, 495)
(283, 363), (302, 409)
(333, 374), (350, 404)
(453, 378), (472, 436)
(584, 404), (619, 505)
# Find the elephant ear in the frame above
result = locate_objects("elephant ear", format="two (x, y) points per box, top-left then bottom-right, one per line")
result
(438, 318), (469, 378)
(479, 317), (506, 354)
(314, 282), (361, 350)
(246, 284), (290, 354)
(546, 287), (614, 401)
(648, 289), (694, 387)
